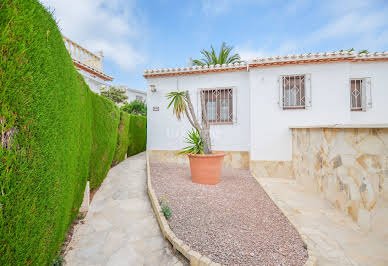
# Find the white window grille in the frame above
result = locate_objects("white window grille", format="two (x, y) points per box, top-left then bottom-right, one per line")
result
(136, 95), (143, 102)
(280, 75), (306, 109)
(350, 79), (363, 111)
(350, 78), (372, 111)
(201, 88), (233, 124)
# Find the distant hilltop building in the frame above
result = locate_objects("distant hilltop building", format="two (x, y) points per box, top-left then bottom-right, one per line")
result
(62, 36), (113, 93)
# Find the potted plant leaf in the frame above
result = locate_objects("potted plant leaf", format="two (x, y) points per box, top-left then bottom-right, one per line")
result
(166, 90), (225, 185)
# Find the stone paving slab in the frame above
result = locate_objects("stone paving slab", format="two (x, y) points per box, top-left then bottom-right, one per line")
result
(256, 177), (388, 266)
(64, 153), (184, 266)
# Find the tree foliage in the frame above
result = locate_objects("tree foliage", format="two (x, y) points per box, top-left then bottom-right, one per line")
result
(192, 42), (241, 66)
(100, 86), (128, 104)
(121, 99), (147, 116)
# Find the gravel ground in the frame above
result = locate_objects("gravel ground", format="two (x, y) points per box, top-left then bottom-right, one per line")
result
(150, 162), (308, 266)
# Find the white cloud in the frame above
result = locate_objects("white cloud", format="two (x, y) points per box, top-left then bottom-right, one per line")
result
(236, 47), (268, 60)
(200, 0), (264, 16)
(237, 2), (388, 58)
(309, 10), (388, 43)
(40, 0), (146, 72)
(201, 0), (233, 15)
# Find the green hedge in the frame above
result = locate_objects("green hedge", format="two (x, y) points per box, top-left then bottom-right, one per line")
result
(0, 1), (92, 264)
(127, 114), (147, 156)
(88, 92), (120, 190)
(112, 112), (131, 166)
(0, 1), (147, 265)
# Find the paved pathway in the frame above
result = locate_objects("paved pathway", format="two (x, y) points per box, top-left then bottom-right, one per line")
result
(257, 177), (388, 266)
(65, 153), (184, 266)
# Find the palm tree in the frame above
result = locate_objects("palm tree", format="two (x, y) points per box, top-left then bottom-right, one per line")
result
(192, 42), (241, 66)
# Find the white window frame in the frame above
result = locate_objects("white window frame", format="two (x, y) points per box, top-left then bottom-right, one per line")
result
(350, 77), (372, 112)
(197, 87), (237, 125)
(278, 74), (311, 110)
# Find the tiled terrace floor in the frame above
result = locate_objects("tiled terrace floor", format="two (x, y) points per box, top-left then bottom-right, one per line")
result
(256, 177), (388, 266)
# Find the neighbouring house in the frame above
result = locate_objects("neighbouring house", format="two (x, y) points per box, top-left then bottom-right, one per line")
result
(144, 51), (388, 234)
(116, 85), (147, 103)
(63, 36), (113, 93)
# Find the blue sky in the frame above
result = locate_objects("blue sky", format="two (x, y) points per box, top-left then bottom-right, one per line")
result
(42, 0), (388, 92)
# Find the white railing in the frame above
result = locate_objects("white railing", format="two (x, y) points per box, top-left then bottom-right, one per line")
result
(62, 36), (103, 72)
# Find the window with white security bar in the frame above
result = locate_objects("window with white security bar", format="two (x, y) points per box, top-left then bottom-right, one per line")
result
(201, 88), (233, 124)
(136, 95), (144, 102)
(281, 75), (306, 109)
(350, 78), (372, 111)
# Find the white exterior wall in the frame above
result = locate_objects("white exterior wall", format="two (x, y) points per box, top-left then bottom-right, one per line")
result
(127, 90), (147, 103)
(147, 71), (250, 151)
(78, 68), (109, 93)
(146, 61), (388, 160)
(250, 61), (388, 161)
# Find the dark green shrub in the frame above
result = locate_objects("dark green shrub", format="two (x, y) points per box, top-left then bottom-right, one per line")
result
(0, 1), (92, 264)
(127, 115), (147, 156)
(121, 99), (147, 116)
(100, 86), (128, 104)
(112, 112), (130, 165)
(88, 92), (120, 190)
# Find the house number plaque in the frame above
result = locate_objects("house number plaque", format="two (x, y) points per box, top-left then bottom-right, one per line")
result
(153, 106), (159, 111)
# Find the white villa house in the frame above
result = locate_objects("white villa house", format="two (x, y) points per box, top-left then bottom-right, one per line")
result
(144, 51), (388, 233)
(116, 85), (147, 103)
(62, 36), (113, 93)
(63, 36), (147, 103)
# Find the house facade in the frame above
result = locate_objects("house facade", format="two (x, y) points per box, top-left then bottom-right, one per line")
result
(144, 51), (388, 232)
(63, 36), (113, 93)
(116, 85), (147, 103)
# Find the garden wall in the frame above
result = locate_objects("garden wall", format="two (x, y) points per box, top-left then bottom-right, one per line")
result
(0, 1), (146, 265)
(292, 126), (388, 233)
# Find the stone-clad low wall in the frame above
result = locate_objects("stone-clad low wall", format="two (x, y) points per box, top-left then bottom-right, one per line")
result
(250, 160), (294, 179)
(148, 150), (250, 168)
(291, 126), (388, 233)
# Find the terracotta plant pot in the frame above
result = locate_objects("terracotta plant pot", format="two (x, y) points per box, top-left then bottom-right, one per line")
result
(187, 152), (226, 185)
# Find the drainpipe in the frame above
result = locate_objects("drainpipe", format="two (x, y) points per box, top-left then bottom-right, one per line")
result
(241, 60), (250, 72)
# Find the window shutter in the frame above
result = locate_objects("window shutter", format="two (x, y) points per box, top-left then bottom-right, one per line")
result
(278, 76), (283, 109)
(364, 77), (372, 110)
(361, 79), (367, 111)
(233, 87), (237, 123)
(305, 74), (312, 108)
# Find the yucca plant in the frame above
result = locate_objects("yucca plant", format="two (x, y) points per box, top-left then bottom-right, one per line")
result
(166, 90), (212, 154)
(192, 42), (241, 66)
(179, 128), (204, 155)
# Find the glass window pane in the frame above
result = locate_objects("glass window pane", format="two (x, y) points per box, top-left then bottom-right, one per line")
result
(220, 99), (229, 121)
(206, 101), (217, 121)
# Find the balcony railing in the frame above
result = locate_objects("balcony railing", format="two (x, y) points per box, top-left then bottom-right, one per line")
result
(62, 36), (103, 72)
